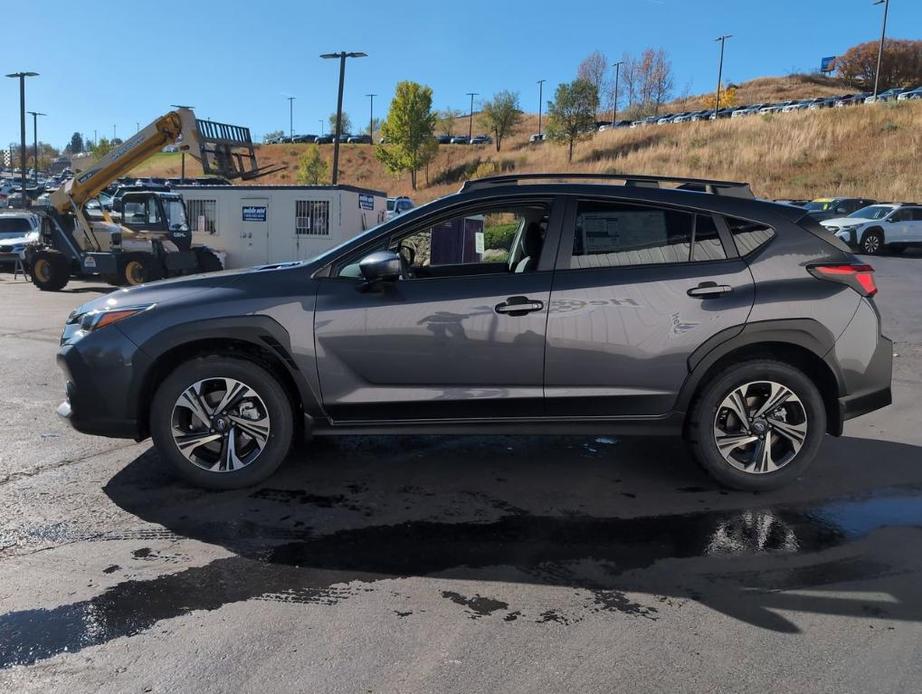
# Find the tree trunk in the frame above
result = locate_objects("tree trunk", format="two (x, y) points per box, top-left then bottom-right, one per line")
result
(568, 139), (574, 163)
(411, 169), (417, 190)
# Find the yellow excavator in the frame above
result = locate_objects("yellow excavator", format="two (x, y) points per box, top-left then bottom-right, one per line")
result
(26, 107), (277, 291)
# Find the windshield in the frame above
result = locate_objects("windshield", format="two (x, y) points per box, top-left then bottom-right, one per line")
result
(165, 199), (188, 230)
(0, 218), (33, 234)
(804, 200), (833, 211)
(849, 205), (893, 220)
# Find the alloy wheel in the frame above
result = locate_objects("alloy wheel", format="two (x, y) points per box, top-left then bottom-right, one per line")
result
(170, 377), (271, 472)
(712, 380), (808, 474)
(862, 234), (880, 254)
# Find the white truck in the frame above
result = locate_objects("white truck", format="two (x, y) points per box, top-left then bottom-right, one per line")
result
(178, 184), (387, 269)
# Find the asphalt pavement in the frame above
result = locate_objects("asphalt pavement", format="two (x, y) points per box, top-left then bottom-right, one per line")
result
(0, 252), (921, 693)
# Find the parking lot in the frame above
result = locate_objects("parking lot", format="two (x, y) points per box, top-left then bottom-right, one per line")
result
(0, 250), (921, 693)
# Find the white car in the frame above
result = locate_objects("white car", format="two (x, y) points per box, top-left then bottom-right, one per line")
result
(821, 203), (922, 255)
(386, 196), (414, 220)
(0, 211), (41, 259)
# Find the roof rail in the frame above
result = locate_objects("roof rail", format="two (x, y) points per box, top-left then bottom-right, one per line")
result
(460, 172), (754, 198)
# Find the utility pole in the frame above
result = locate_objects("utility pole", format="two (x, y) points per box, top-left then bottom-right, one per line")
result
(27, 111), (46, 184)
(611, 61), (624, 125)
(319, 119), (325, 135)
(287, 96), (295, 139)
(321, 51), (367, 185)
(5, 72), (38, 207)
(536, 80), (546, 137)
(466, 92), (478, 141)
(113, 124), (117, 141)
(714, 34), (732, 119)
(872, 0), (891, 101)
(365, 93), (377, 142)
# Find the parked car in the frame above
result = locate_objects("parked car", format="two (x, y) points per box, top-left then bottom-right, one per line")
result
(385, 196), (414, 220)
(56, 172), (892, 492)
(470, 134), (493, 145)
(449, 135), (470, 145)
(709, 108), (734, 120)
(0, 210), (41, 259)
(865, 89), (902, 104)
(292, 134), (318, 144)
(808, 97), (837, 110)
(315, 134), (334, 144)
(834, 93), (869, 107)
(821, 203), (922, 254)
(731, 104), (764, 118)
(897, 86), (922, 101)
(346, 134), (372, 144)
(803, 197), (877, 222)
(528, 133), (546, 143)
(436, 134), (453, 144)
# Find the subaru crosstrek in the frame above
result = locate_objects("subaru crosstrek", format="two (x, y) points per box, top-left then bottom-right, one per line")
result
(56, 173), (892, 491)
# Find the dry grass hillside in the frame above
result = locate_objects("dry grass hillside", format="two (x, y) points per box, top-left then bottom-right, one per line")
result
(133, 76), (920, 204)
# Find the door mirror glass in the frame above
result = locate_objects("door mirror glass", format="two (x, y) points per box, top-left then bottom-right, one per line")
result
(359, 250), (401, 283)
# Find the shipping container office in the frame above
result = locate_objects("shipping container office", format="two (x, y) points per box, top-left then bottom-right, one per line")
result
(178, 184), (387, 269)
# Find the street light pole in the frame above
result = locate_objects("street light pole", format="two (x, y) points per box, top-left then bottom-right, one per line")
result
(536, 80), (545, 137)
(872, 0), (891, 101)
(321, 50), (367, 185)
(5, 72), (38, 207)
(366, 93), (377, 142)
(714, 34), (732, 119)
(611, 61), (624, 125)
(287, 96), (295, 140)
(319, 120), (325, 135)
(27, 111), (46, 184)
(466, 92), (478, 141)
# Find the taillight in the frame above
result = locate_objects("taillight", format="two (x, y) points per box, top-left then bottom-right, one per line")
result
(809, 264), (877, 297)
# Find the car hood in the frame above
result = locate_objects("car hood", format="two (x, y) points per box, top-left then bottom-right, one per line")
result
(71, 260), (308, 317)
(0, 230), (38, 244)
(821, 216), (871, 227)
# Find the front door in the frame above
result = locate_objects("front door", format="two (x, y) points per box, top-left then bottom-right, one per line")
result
(544, 198), (756, 417)
(239, 198), (269, 267)
(314, 199), (560, 422)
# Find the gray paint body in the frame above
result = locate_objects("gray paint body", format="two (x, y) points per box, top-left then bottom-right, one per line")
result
(57, 183), (892, 440)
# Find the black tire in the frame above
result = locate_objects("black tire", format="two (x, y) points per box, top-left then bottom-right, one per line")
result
(860, 229), (885, 256)
(150, 356), (294, 489)
(30, 250), (71, 291)
(120, 252), (163, 286)
(195, 248), (223, 273)
(687, 359), (826, 491)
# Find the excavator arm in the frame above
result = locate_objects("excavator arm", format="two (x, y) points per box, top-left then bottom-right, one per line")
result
(52, 107), (281, 214)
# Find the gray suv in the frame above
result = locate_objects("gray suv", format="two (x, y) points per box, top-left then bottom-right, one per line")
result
(56, 173), (892, 491)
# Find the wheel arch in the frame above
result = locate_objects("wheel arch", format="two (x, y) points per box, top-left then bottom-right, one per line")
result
(678, 320), (844, 436)
(132, 317), (320, 439)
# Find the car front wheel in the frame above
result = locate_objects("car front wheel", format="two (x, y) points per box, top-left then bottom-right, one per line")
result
(860, 229), (884, 255)
(687, 360), (826, 491)
(150, 356), (293, 489)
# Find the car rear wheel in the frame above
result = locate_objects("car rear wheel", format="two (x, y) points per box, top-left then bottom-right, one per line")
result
(860, 229), (884, 255)
(150, 356), (293, 489)
(687, 360), (826, 491)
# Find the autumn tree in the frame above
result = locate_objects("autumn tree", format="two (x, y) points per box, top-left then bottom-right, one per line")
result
(577, 50), (608, 114)
(702, 85), (738, 110)
(546, 79), (598, 162)
(479, 90), (522, 151)
(376, 81), (438, 190)
(836, 39), (922, 90)
(437, 108), (462, 136)
(296, 145), (329, 184)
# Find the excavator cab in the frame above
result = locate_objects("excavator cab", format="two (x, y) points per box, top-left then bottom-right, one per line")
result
(118, 191), (192, 250)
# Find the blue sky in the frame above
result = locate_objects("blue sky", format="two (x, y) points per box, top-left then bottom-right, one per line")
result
(6, 0), (921, 148)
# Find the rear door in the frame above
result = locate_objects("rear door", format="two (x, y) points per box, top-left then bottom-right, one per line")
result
(544, 198), (755, 417)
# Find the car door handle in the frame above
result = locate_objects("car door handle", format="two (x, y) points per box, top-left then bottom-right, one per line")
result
(495, 296), (544, 316)
(687, 282), (733, 298)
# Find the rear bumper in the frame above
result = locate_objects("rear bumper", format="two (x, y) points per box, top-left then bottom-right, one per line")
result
(838, 384), (892, 423)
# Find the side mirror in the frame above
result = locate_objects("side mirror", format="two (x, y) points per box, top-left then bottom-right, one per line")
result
(359, 250), (401, 285)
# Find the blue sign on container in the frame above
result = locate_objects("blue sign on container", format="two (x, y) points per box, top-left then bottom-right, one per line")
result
(242, 206), (267, 222)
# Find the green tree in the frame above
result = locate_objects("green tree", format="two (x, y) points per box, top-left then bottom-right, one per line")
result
(328, 112), (352, 136)
(546, 79), (598, 162)
(91, 137), (114, 158)
(376, 81), (438, 190)
(364, 117), (381, 137)
(479, 91), (522, 152)
(296, 145), (329, 184)
(68, 132), (84, 154)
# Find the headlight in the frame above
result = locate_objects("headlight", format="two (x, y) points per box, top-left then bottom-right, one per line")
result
(78, 304), (154, 333)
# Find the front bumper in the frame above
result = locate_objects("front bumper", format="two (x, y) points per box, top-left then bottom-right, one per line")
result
(57, 325), (149, 440)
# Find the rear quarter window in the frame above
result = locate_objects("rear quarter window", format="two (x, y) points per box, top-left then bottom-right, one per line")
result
(796, 215), (853, 253)
(725, 217), (777, 255)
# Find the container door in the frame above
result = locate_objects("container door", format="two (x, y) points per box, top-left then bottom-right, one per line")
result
(239, 198), (270, 267)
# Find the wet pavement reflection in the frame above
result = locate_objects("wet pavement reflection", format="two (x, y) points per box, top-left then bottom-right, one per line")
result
(2, 435), (922, 668)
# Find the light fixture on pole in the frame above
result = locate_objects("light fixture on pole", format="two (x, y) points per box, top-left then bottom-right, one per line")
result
(536, 80), (546, 137)
(5, 71), (38, 207)
(27, 111), (46, 184)
(872, 0), (891, 101)
(714, 35), (732, 119)
(366, 93), (377, 143)
(171, 104), (194, 181)
(611, 61), (624, 125)
(466, 92), (478, 141)
(287, 96), (295, 140)
(320, 51), (367, 185)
